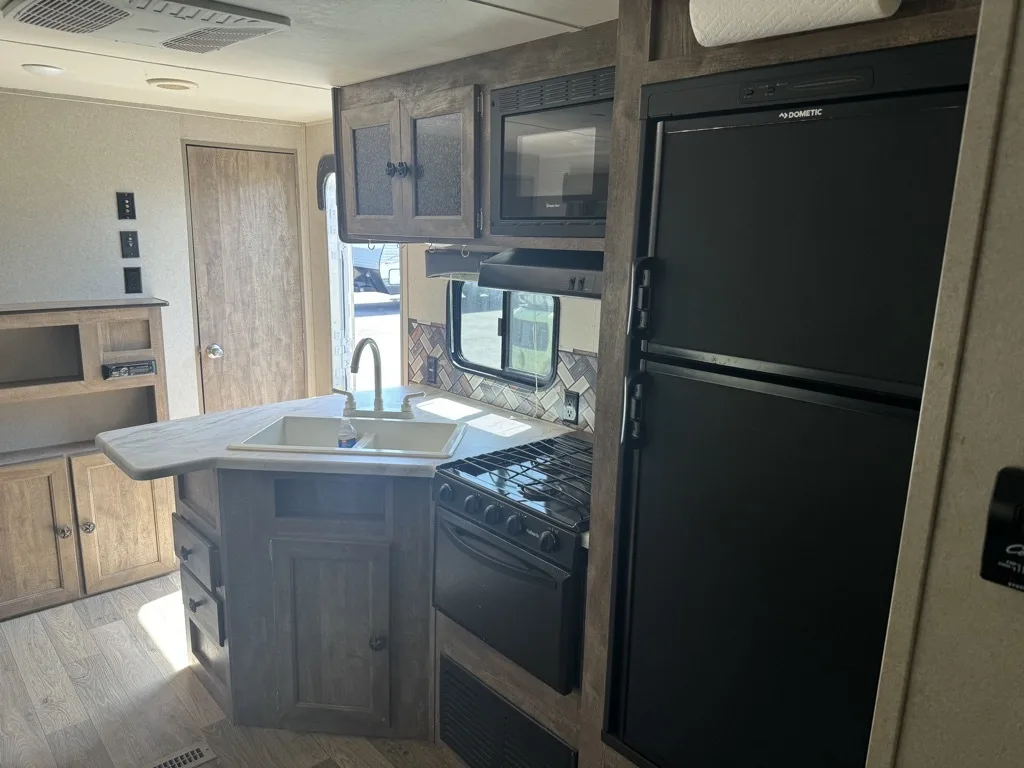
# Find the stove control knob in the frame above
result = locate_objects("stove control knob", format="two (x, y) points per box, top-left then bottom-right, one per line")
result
(484, 504), (502, 524)
(539, 530), (559, 553)
(464, 495), (481, 515)
(438, 484), (453, 503)
(506, 514), (525, 536)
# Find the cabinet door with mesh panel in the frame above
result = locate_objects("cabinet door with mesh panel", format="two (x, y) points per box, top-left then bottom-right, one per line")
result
(339, 100), (405, 237)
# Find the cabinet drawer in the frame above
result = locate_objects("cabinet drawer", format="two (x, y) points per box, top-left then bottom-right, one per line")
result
(173, 513), (219, 590)
(181, 567), (225, 647)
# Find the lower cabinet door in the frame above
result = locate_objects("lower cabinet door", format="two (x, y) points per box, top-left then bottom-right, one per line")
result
(71, 453), (175, 594)
(0, 458), (82, 620)
(271, 538), (391, 733)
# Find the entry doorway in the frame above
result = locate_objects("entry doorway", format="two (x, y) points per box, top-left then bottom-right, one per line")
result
(186, 145), (307, 413)
(322, 172), (402, 394)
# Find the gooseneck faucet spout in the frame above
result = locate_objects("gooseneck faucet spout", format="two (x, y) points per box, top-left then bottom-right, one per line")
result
(350, 338), (383, 412)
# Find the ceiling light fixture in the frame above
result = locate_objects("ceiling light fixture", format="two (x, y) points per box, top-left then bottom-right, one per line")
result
(22, 63), (64, 76)
(147, 77), (199, 91)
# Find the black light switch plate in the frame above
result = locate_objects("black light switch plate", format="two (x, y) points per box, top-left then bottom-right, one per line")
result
(120, 230), (140, 258)
(980, 467), (1024, 592)
(123, 266), (143, 294)
(116, 192), (136, 220)
(427, 356), (439, 385)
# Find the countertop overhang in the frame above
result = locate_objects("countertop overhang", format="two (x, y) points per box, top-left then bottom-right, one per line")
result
(97, 386), (572, 481)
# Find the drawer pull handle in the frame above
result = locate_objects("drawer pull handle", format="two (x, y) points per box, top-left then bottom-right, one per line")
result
(188, 598), (204, 614)
(80, 522), (96, 534)
(369, 636), (387, 652)
(179, 545), (192, 562)
(56, 525), (73, 540)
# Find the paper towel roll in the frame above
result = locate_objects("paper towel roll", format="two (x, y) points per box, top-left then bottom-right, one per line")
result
(689, 0), (901, 48)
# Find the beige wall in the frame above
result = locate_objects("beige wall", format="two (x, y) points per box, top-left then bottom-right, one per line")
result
(304, 119), (336, 396)
(0, 91), (315, 419)
(404, 244), (601, 355)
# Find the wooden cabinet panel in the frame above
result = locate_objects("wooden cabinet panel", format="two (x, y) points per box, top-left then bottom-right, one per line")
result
(272, 537), (391, 733)
(0, 458), (81, 620)
(71, 453), (175, 594)
(180, 567), (225, 646)
(401, 85), (480, 239)
(172, 513), (220, 590)
(339, 100), (405, 237)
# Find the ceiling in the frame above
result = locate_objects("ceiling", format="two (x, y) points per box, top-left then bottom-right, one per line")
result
(0, 0), (617, 123)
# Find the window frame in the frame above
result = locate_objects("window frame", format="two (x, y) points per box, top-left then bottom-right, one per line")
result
(447, 280), (560, 388)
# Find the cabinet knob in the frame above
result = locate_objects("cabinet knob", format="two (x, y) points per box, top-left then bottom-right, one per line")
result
(369, 636), (387, 652)
(395, 161), (410, 178)
(80, 522), (97, 535)
(188, 598), (204, 614)
(385, 161), (398, 177)
(55, 525), (73, 540)
(179, 545), (192, 562)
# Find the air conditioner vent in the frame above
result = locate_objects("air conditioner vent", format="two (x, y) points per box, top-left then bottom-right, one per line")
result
(11, 0), (128, 34)
(162, 25), (274, 53)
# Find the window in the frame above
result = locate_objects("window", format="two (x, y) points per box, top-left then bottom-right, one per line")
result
(449, 281), (559, 386)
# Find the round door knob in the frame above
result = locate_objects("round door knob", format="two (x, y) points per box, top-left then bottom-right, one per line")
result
(80, 522), (97, 534)
(464, 495), (481, 515)
(55, 525), (73, 540)
(539, 530), (559, 553)
(188, 598), (204, 613)
(205, 343), (224, 359)
(505, 514), (525, 536)
(438, 483), (453, 503)
(369, 636), (387, 652)
(484, 504), (502, 524)
(179, 545), (192, 562)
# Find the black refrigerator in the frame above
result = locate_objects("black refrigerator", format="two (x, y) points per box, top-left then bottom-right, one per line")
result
(604, 39), (974, 768)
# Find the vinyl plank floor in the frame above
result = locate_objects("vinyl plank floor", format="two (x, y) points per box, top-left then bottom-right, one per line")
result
(370, 739), (460, 768)
(46, 720), (116, 768)
(38, 603), (101, 665)
(202, 719), (329, 768)
(0, 631), (57, 768)
(2, 614), (89, 735)
(315, 735), (395, 768)
(73, 593), (121, 630)
(137, 574), (180, 602)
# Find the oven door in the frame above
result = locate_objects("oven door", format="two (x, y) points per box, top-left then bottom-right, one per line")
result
(433, 507), (583, 694)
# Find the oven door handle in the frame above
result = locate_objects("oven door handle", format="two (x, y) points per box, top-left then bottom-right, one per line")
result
(439, 518), (561, 589)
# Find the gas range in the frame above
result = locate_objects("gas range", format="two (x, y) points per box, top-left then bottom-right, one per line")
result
(434, 435), (592, 570)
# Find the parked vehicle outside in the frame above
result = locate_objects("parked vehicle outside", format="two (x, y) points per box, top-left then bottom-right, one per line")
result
(352, 243), (400, 294)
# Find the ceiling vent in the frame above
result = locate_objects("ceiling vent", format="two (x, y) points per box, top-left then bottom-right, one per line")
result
(0, 0), (290, 53)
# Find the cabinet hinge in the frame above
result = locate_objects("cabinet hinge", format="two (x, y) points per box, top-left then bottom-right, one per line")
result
(627, 257), (655, 338)
(620, 373), (648, 447)
(476, 208), (484, 233)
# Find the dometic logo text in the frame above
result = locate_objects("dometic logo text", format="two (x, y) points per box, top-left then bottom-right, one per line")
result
(778, 108), (823, 119)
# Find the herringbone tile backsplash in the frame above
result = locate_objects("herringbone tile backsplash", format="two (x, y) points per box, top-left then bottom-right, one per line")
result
(408, 319), (597, 432)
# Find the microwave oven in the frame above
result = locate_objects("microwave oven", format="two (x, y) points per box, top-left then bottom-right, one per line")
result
(490, 67), (614, 238)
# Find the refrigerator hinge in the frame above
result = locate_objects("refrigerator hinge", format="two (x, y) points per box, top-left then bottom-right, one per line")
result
(628, 257), (655, 338)
(622, 373), (647, 446)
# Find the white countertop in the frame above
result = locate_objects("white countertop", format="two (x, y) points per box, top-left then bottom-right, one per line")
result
(97, 386), (572, 481)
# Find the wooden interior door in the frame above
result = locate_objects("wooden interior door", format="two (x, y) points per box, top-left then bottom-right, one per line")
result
(0, 458), (81, 620)
(71, 453), (175, 594)
(186, 145), (306, 413)
(272, 538), (391, 733)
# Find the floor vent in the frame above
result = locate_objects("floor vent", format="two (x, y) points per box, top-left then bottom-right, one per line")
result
(10, 0), (128, 34)
(143, 742), (217, 768)
(439, 656), (577, 768)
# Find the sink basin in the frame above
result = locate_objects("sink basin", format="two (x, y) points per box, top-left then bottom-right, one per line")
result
(228, 416), (466, 459)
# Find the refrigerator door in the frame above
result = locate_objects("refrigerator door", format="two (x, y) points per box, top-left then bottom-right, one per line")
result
(646, 92), (965, 390)
(613, 363), (918, 768)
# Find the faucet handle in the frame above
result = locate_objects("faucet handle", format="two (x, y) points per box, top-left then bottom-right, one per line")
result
(402, 391), (427, 414)
(332, 389), (357, 414)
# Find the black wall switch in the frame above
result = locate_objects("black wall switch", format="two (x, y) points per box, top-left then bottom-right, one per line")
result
(116, 192), (136, 220)
(981, 467), (1024, 592)
(120, 230), (140, 259)
(427, 356), (439, 385)
(123, 266), (143, 294)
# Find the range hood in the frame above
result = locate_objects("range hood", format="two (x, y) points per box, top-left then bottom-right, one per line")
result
(425, 247), (490, 281)
(477, 249), (604, 299)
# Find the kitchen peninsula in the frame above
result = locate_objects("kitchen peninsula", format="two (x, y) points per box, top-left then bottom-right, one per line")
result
(96, 388), (568, 739)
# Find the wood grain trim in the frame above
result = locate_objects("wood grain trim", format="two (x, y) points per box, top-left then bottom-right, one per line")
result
(0, 308), (151, 331)
(340, 100), (404, 237)
(401, 85), (479, 239)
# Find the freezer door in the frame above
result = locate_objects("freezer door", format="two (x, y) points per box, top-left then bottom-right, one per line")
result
(611, 364), (918, 768)
(646, 92), (965, 390)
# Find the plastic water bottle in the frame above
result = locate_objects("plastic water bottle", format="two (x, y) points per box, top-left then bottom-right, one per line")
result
(337, 418), (358, 448)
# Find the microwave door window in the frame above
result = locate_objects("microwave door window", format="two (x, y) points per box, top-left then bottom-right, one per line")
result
(501, 102), (611, 220)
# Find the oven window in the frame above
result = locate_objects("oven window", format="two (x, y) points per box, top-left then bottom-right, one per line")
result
(501, 101), (612, 220)
(448, 281), (559, 387)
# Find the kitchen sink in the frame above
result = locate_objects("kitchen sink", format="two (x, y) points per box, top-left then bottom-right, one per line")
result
(228, 416), (466, 459)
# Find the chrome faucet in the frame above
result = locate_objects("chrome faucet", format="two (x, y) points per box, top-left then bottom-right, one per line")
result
(350, 337), (383, 412)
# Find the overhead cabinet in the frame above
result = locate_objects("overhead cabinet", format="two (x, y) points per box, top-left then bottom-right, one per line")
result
(337, 85), (480, 240)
